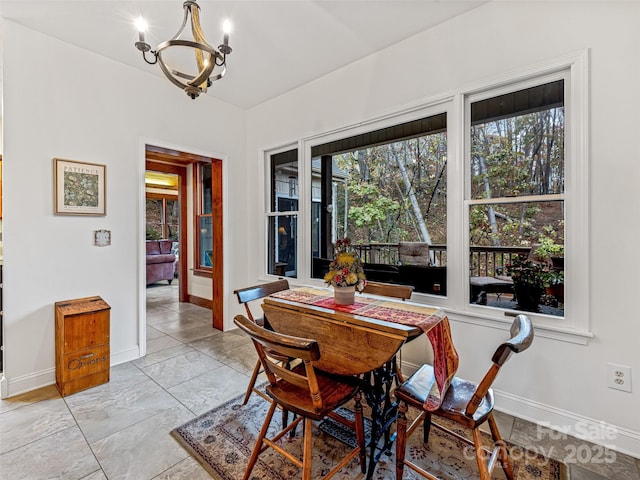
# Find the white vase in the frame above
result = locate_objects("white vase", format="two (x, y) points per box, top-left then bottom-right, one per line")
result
(334, 285), (356, 305)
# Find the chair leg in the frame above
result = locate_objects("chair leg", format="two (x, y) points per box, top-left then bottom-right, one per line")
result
(395, 351), (406, 384)
(243, 359), (262, 405)
(243, 401), (277, 480)
(353, 391), (367, 473)
(395, 400), (409, 480)
(302, 417), (314, 480)
(471, 427), (491, 480)
(423, 412), (432, 443)
(488, 413), (514, 480)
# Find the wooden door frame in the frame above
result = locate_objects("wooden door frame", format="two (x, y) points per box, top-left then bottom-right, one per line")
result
(210, 159), (223, 330)
(145, 160), (188, 303)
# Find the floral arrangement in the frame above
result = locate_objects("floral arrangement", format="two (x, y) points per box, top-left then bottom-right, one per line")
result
(324, 237), (367, 292)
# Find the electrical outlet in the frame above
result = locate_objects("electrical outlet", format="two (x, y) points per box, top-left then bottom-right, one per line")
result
(607, 363), (632, 392)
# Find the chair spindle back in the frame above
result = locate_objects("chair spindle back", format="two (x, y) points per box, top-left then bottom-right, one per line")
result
(234, 314), (323, 410)
(362, 281), (414, 300)
(234, 279), (290, 322)
(465, 314), (534, 416)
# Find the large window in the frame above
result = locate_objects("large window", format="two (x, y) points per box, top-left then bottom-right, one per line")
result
(309, 113), (448, 296)
(467, 78), (565, 317)
(267, 149), (298, 278)
(264, 53), (589, 336)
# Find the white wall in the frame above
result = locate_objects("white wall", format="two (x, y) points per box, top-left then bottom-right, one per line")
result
(246, 2), (640, 456)
(0, 20), (248, 397)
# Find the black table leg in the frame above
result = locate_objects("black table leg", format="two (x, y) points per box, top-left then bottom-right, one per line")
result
(361, 357), (399, 480)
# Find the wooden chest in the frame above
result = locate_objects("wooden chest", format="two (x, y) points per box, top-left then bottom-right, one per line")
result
(55, 296), (110, 396)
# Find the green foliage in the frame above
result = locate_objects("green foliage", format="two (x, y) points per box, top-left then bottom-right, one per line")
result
(535, 236), (565, 259)
(332, 133), (447, 245)
(146, 227), (162, 240)
(469, 108), (565, 249)
(348, 184), (400, 228)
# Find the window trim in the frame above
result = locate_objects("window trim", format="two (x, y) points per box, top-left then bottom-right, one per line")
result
(264, 145), (301, 278)
(193, 161), (213, 278)
(461, 53), (590, 335)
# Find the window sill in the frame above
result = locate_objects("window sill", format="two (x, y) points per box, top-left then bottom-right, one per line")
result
(446, 308), (593, 345)
(192, 268), (212, 279)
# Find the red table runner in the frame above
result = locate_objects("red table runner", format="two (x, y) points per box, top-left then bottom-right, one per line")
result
(269, 287), (459, 411)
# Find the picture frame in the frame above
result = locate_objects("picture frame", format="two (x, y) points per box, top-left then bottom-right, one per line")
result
(54, 158), (106, 216)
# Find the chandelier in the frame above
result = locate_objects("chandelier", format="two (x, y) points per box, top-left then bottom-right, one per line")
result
(134, 0), (232, 99)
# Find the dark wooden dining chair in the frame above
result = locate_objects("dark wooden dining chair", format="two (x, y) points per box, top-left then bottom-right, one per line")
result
(233, 279), (290, 405)
(362, 280), (414, 382)
(395, 314), (534, 480)
(234, 314), (367, 480)
(362, 281), (414, 300)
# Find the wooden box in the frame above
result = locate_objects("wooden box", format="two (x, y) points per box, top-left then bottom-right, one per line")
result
(55, 296), (110, 396)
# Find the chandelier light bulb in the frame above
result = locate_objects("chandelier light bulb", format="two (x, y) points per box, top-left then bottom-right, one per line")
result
(135, 15), (147, 33)
(222, 19), (231, 47)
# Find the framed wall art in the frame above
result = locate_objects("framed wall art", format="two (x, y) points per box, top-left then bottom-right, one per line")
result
(54, 158), (106, 216)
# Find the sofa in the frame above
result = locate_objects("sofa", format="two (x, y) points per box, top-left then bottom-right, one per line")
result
(146, 240), (177, 285)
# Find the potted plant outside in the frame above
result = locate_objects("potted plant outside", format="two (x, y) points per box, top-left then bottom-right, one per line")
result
(506, 255), (550, 311)
(543, 270), (565, 303)
(535, 237), (565, 270)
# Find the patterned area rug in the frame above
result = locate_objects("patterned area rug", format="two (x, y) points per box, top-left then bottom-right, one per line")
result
(171, 393), (567, 480)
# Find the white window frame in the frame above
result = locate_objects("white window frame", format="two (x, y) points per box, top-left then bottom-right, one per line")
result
(264, 145), (300, 278)
(261, 50), (591, 342)
(459, 51), (590, 340)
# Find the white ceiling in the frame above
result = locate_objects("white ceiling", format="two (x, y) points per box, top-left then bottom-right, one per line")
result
(0, 0), (487, 109)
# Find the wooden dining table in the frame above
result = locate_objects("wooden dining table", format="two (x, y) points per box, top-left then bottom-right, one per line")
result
(262, 286), (455, 479)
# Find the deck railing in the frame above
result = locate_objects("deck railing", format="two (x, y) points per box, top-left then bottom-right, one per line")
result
(352, 243), (530, 277)
(352, 243), (447, 267)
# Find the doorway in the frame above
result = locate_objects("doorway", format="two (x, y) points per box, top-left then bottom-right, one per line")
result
(145, 159), (188, 302)
(145, 145), (224, 330)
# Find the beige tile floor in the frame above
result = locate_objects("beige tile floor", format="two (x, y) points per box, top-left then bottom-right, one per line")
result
(1, 283), (639, 479)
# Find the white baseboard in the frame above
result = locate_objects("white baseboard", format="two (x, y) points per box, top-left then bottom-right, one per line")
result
(401, 360), (640, 459)
(1, 367), (56, 398)
(1, 346), (143, 399)
(495, 390), (640, 459)
(111, 346), (142, 366)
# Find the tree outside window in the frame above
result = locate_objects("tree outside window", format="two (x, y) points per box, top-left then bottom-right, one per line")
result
(468, 79), (565, 316)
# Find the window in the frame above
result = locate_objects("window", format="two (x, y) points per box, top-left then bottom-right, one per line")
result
(145, 171), (179, 240)
(146, 197), (179, 240)
(264, 52), (589, 337)
(467, 78), (566, 318)
(195, 163), (213, 271)
(309, 113), (448, 296)
(267, 149), (298, 278)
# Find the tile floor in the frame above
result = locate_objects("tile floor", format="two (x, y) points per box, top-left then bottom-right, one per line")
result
(1, 283), (638, 479)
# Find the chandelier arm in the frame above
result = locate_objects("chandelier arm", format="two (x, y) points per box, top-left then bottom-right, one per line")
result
(208, 65), (226, 83)
(188, 63), (216, 89)
(156, 39), (218, 91)
(171, 63), (224, 84)
(142, 50), (158, 65)
(190, 5), (210, 46)
(170, 1), (191, 41)
(156, 54), (192, 91)
(189, 1), (217, 93)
